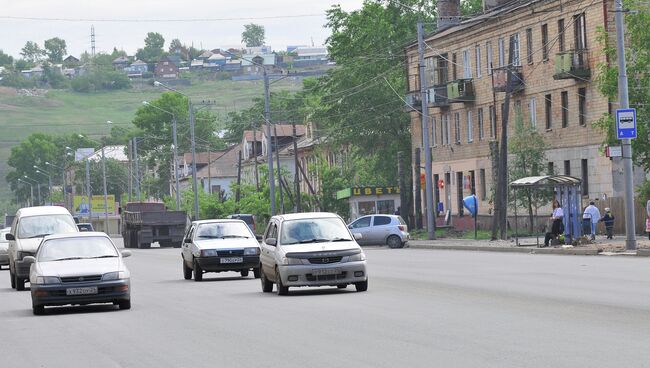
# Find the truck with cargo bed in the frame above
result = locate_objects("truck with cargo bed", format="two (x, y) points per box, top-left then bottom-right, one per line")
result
(121, 202), (188, 249)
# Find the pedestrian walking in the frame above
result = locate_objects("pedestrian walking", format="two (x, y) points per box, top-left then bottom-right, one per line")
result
(544, 199), (564, 247)
(600, 208), (615, 239)
(583, 201), (601, 241)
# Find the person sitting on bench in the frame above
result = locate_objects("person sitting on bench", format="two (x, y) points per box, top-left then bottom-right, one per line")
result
(544, 199), (564, 247)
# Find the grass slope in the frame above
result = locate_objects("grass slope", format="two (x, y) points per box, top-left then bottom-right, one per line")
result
(0, 78), (303, 201)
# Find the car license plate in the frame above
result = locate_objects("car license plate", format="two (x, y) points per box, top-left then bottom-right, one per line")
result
(66, 287), (98, 296)
(220, 257), (243, 264)
(312, 268), (341, 276)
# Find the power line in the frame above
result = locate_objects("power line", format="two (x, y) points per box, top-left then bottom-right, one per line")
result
(0, 14), (325, 23)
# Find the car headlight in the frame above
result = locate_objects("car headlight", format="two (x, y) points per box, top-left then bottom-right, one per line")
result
(280, 256), (303, 265)
(102, 271), (128, 280)
(244, 247), (260, 256)
(348, 252), (366, 262)
(35, 276), (61, 284)
(200, 249), (218, 257)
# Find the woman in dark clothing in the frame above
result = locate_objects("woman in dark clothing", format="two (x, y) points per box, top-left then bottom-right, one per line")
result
(600, 208), (615, 239)
(544, 199), (564, 247)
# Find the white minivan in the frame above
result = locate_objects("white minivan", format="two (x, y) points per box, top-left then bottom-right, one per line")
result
(6, 206), (78, 291)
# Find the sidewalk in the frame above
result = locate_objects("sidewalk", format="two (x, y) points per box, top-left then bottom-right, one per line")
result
(407, 235), (650, 256)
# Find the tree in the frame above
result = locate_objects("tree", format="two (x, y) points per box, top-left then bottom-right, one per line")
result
(20, 41), (44, 63)
(7, 133), (60, 203)
(241, 24), (265, 47)
(508, 114), (552, 234)
(136, 32), (166, 62)
(44, 37), (67, 63)
(0, 49), (13, 66)
(461, 0), (483, 16)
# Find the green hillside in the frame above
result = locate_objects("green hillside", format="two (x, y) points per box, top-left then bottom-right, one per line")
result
(0, 78), (303, 201)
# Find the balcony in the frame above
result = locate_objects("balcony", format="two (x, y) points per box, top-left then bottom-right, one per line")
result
(447, 79), (475, 103)
(553, 49), (591, 80)
(404, 92), (422, 112)
(428, 85), (449, 107)
(492, 66), (525, 93)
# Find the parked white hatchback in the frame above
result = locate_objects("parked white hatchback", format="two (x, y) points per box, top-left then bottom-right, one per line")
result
(259, 212), (368, 295)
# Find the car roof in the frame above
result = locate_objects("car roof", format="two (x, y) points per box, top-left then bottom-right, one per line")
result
(43, 232), (110, 241)
(191, 219), (247, 225)
(274, 212), (341, 221)
(77, 223), (92, 226)
(16, 206), (72, 217)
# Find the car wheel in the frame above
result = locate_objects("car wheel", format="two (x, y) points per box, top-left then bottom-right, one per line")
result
(387, 235), (402, 249)
(32, 304), (45, 315)
(118, 300), (131, 310)
(15, 274), (25, 291)
(193, 259), (203, 281)
(10, 270), (16, 289)
(355, 279), (368, 292)
(260, 268), (273, 292)
(337, 284), (347, 289)
(182, 259), (192, 280)
(240, 270), (249, 277)
(275, 269), (289, 296)
(253, 267), (261, 279)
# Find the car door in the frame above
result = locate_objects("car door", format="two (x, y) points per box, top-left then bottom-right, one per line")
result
(371, 215), (393, 244)
(181, 225), (196, 264)
(260, 220), (278, 278)
(349, 216), (372, 245)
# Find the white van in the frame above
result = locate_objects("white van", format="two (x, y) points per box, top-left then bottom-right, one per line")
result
(7, 206), (78, 291)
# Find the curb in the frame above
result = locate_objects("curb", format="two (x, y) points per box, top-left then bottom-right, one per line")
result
(408, 243), (600, 256)
(636, 249), (650, 257)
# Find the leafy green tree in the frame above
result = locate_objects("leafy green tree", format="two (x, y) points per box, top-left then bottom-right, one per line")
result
(70, 69), (130, 92)
(43, 37), (67, 63)
(20, 41), (44, 63)
(111, 47), (128, 59)
(461, 0), (484, 16)
(241, 24), (265, 47)
(72, 157), (128, 204)
(508, 114), (552, 233)
(7, 133), (60, 203)
(136, 32), (166, 62)
(0, 49), (13, 66)
(40, 63), (69, 89)
(14, 59), (31, 71)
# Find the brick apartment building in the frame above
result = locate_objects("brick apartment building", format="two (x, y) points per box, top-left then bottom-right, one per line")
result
(404, 0), (635, 219)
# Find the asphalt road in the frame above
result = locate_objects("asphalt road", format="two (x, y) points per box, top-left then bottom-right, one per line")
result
(1, 241), (650, 368)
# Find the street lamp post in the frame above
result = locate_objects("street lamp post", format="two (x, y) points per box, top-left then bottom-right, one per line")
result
(141, 102), (181, 211)
(79, 134), (109, 232)
(33, 166), (52, 204)
(17, 178), (33, 206)
(153, 81), (200, 220)
(45, 160), (67, 210)
(23, 176), (41, 205)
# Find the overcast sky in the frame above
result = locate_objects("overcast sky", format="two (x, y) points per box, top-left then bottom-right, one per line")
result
(0, 0), (365, 58)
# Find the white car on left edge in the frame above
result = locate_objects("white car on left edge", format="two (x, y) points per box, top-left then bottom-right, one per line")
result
(181, 219), (261, 281)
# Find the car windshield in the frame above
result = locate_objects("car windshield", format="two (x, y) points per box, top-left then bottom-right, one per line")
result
(281, 218), (352, 245)
(17, 214), (77, 239)
(37, 236), (119, 262)
(195, 222), (252, 239)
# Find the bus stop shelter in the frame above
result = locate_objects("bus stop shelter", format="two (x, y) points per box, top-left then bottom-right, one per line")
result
(510, 175), (583, 246)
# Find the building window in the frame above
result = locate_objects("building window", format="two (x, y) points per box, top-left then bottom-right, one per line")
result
(478, 108), (485, 140)
(526, 28), (533, 64)
(558, 19), (565, 52)
(548, 161), (554, 175)
(486, 41), (493, 74)
(442, 115), (450, 146)
(479, 168), (486, 200)
(545, 94), (552, 130)
(514, 100), (522, 119)
(475, 45), (482, 79)
(467, 111), (474, 143)
(489, 105), (496, 138)
(578, 87), (587, 126)
(561, 91), (569, 128)
(581, 159), (589, 195)
(454, 113), (461, 144)
(574, 13), (587, 49)
(462, 49), (472, 78)
(564, 160), (571, 175)
(469, 170), (476, 195)
(431, 116), (437, 147)
(425, 57), (436, 87)
(510, 33), (520, 66)
(529, 97), (537, 128)
(541, 24), (549, 60)
(498, 38), (505, 67)
(452, 53), (457, 80)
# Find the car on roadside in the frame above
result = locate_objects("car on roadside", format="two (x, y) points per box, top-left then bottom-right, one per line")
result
(77, 223), (94, 232)
(259, 212), (368, 295)
(0, 227), (10, 269)
(7, 206), (78, 291)
(181, 219), (261, 281)
(26, 232), (132, 315)
(348, 214), (409, 248)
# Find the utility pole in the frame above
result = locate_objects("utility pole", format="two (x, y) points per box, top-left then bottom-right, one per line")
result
(264, 69), (276, 216)
(615, 0), (637, 250)
(128, 139), (133, 202)
(189, 100), (200, 220)
(172, 115), (180, 210)
(398, 151), (407, 218)
(236, 150), (242, 207)
(85, 158), (92, 221)
(101, 147), (109, 234)
(414, 148), (422, 229)
(274, 125), (284, 213)
(133, 137), (141, 201)
(207, 145), (212, 195)
(292, 121), (301, 213)
(417, 21), (435, 239)
(252, 124), (259, 191)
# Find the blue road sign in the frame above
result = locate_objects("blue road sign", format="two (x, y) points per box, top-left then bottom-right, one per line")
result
(616, 108), (637, 139)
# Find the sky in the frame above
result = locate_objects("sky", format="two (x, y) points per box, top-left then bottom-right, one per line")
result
(0, 0), (365, 58)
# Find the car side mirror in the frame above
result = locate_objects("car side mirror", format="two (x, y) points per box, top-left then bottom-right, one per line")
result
(265, 238), (277, 246)
(5, 233), (14, 241)
(121, 250), (132, 258)
(256, 234), (263, 241)
(348, 225), (353, 229)
(184, 238), (192, 243)
(23, 256), (36, 264)
(353, 233), (363, 241)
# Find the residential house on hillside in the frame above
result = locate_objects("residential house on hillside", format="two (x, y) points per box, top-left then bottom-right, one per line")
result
(63, 55), (80, 68)
(21, 65), (43, 79)
(112, 56), (130, 70)
(245, 45), (272, 54)
(222, 59), (242, 72)
(179, 145), (239, 197)
(293, 46), (329, 67)
(124, 60), (148, 78)
(198, 50), (213, 61)
(190, 59), (204, 71)
(155, 56), (180, 79)
(179, 151), (211, 178)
